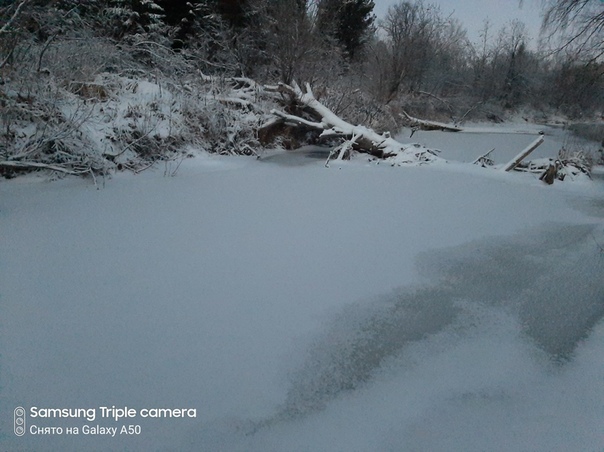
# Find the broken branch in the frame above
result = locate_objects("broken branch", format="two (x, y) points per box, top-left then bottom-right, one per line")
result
(502, 136), (545, 172)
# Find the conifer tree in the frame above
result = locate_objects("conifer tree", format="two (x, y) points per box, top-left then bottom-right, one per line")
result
(105, 0), (165, 37)
(316, 0), (374, 58)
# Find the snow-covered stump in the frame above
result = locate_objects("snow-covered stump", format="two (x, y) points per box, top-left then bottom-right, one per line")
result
(268, 82), (441, 165)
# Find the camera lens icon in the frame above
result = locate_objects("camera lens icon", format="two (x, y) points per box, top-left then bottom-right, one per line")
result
(14, 407), (26, 436)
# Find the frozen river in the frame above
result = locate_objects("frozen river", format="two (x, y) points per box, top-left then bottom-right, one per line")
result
(264, 123), (601, 167)
(398, 123), (600, 164)
(1, 127), (603, 451)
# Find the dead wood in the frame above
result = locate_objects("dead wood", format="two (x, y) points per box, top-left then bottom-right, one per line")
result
(540, 164), (558, 184)
(400, 110), (463, 133)
(502, 136), (545, 172)
(472, 148), (495, 167)
(269, 82), (437, 162)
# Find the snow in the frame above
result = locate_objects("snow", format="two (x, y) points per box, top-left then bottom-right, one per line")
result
(398, 123), (600, 165)
(78, 74), (182, 153)
(1, 143), (603, 451)
(274, 82), (442, 165)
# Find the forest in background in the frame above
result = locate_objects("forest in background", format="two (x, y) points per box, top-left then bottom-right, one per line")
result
(1, 0), (603, 178)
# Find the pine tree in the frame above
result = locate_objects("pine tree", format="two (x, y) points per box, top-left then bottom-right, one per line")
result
(156, 0), (205, 47)
(217, 0), (248, 28)
(105, 0), (165, 37)
(157, 0), (195, 26)
(157, 0), (250, 48)
(316, 0), (375, 59)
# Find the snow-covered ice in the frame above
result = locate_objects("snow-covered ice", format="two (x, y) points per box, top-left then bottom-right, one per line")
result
(1, 145), (603, 451)
(398, 123), (600, 165)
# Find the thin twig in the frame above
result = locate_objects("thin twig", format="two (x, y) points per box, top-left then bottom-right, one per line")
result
(37, 33), (58, 72)
(0, 45), (15, 69)
(112, 128), (156, 158)
(0, 0), (29, 35)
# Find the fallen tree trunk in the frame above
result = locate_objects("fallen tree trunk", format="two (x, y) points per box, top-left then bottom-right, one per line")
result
(501, 136), (545, 172)
(401, 110), (463, 134)
(267, 82), (440, 164)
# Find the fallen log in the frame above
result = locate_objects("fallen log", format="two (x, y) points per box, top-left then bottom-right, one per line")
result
(501, 136), (545, 172)
(400, 110), (463, 134)
(269, 82), (440, 163)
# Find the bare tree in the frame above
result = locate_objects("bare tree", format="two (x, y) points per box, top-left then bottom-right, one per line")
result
(0, 0), (31, 69)
(423, 16), (471, 96)
(498, 20), (531, 107)
(249, 0), (322, 84)
(380, 1), (443, 101)
(470, 19), (498, 101)
(538, 0), (604, 60)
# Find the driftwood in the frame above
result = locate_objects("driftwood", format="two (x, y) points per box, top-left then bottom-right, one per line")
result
(400, 110), (463, 134)
(501, 136), (545, 172)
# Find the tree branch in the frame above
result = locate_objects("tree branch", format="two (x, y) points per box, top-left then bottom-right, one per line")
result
(0, 0), (30, 35)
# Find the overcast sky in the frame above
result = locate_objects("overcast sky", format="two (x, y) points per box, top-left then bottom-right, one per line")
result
(372, 0), (545, 46)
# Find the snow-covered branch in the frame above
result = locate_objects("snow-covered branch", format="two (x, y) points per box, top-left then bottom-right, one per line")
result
(0, 160), (90, 175)
(501, 136), (544, 172)
(400, 110), (463, 134)
(270, 109), (324, 130)
(269, 82), (441, 163)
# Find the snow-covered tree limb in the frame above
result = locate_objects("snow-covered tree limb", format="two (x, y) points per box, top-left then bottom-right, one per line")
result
(501, 136), (544, 172)
(270, 109), (325, 129)
(270, 82), (441, 163)
(401, 110), (463, 133)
